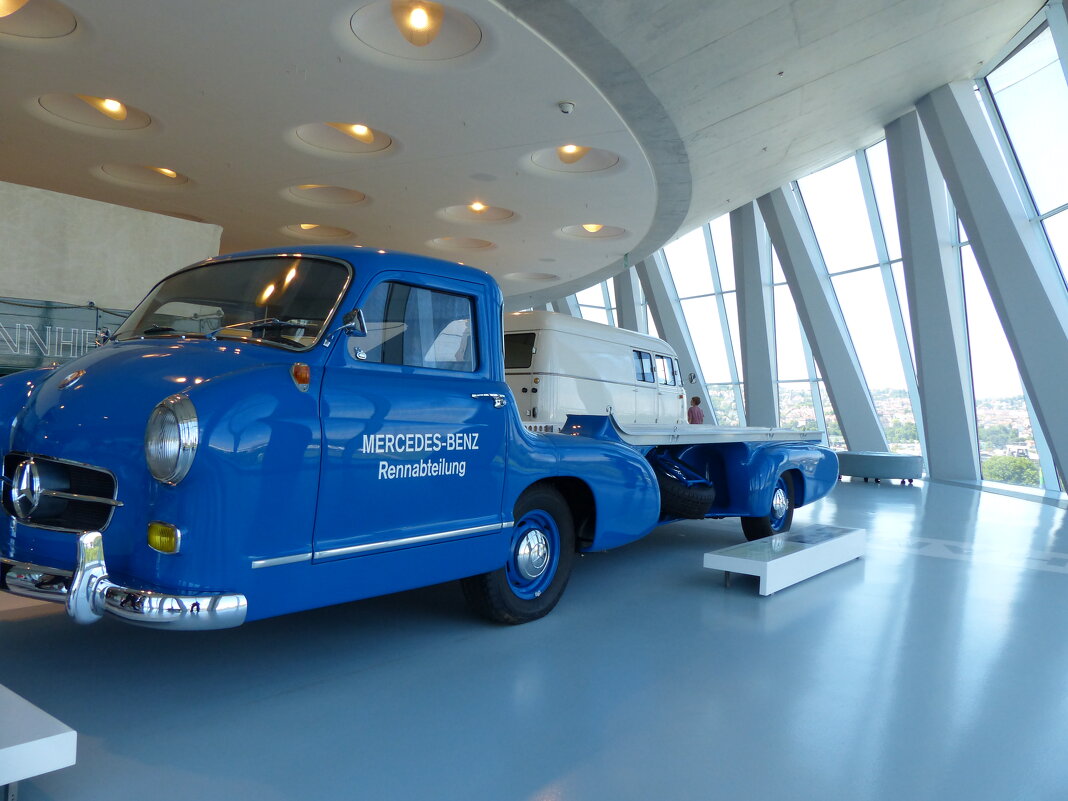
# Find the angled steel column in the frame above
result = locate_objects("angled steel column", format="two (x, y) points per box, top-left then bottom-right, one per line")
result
(885, 111), (979, 481)
(1048, 1), (1068, 90)
(731, 202), (778, 427)
(917, 81), (1068, 486)
(758, 186), (888, 451)
(549, 296), (580, 317)
(613, 268), (646, 333)
(635, 255), (713, 419)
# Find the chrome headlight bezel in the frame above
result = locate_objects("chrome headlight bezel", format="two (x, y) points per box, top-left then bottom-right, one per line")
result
(144, 394), (199, 484)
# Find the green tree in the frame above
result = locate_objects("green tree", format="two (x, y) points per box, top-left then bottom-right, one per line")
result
(982, 455), (1040, 487)
(977, 424), (1019, 450)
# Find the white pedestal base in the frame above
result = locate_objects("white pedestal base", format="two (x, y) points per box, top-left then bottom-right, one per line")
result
(704, 525), (865, 595)
(0, 684), (77, 797)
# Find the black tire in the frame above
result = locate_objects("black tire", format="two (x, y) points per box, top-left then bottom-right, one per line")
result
(461, 486), (575, 625)
(741, 472), (795, 541)
(653, 461), (716, 519)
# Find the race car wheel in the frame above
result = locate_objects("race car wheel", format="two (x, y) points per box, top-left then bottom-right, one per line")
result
(461, 485), (575, 624)
(741, 472), (795, 541)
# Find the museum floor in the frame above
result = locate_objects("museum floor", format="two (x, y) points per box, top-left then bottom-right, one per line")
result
(3, 479), (1068, 801)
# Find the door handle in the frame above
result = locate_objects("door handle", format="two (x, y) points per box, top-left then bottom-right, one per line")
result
(472, 393), (508, 408)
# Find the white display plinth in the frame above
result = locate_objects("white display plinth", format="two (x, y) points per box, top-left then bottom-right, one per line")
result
(703, 525), (865, 595)
(0, 684), (77, 795)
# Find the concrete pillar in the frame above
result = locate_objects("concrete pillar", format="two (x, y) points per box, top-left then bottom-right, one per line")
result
(758, 186), (888, 451)
(917, 81), (1068, 486)
(613, 268), (647, 334)
(731, 202), (778, 427)
(885, 110), (980, 481)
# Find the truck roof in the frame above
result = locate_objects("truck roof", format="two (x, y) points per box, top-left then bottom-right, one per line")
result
(504, 310), (677, 355)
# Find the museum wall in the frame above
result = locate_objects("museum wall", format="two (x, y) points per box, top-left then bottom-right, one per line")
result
(0, 180), (221, 309)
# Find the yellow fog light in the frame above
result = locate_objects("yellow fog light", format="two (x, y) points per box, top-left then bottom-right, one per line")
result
(147, 522), (181, 554)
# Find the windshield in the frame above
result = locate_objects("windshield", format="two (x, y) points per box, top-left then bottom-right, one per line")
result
(115, 256), (350, 349)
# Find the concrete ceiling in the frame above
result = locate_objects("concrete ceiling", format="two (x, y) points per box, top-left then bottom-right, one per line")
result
(0, 0), (1043, 305)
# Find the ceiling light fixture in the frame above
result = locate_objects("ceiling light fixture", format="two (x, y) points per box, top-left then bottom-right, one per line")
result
(326, 121), (375, 144)
(469, 201), (487, 213)
(557, 144), (589, 164)
(0, 0), (30, 17)
(299, 223), (319, 230)
(390, 0), (444, 46)
(582, 223), (604, 233)
(154, 167), (178, 178)
(76, 94), (128, 122)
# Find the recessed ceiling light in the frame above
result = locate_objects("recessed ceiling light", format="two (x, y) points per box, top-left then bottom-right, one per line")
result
(326, 122), (375, 144)
(36, 93), (151, 132)
(440, 204), (515, 223)
(295, 122), (393, 154)
(557, 144), (589, 164)
(351, 1), (481, 62)
(154, 167), (178, 178)
(285, 184), (367, 206)
(391, 0), (443, 46)
(529, 146), (620, 174)
(0, 0), (76, 37)
(559, 224), (627, 239)
(0, 0), (30, 17)
(469, 201), (487, 213)
(96, 163), (190, 189)
(281, 223), (352, 240)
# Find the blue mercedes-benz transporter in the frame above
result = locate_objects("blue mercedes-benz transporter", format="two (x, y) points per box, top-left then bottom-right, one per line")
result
(0, 246), (837, 629)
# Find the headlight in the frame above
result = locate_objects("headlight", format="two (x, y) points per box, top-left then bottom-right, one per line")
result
(145, 394), (199, 484)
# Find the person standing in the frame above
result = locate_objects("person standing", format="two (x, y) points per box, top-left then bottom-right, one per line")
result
(687, 396), (704, 424)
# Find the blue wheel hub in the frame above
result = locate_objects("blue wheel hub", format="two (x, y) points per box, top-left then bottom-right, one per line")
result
(508, 510), (560, 600)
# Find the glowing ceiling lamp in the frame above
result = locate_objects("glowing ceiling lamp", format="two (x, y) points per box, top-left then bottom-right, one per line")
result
(299, 223), (319, 230)
(390, 0), (444, 47)
(76, 94), (128, 122)
(326, 122), (375, 144)
(581, 224), (604, 233)
(153, 167), (178, 178)
(557, 144), (590, 165)
(468, 201), (487, 213)
(0, 0), (30, 17)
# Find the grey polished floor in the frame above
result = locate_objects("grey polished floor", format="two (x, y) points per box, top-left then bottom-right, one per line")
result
(4, 480), (1068, 801)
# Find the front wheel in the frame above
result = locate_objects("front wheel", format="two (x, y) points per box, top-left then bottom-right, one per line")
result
(461, 486), (575, 624)
(741, 473), (795, 541)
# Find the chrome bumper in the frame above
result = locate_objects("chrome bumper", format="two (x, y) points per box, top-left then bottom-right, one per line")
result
(1, 532), (247, 630)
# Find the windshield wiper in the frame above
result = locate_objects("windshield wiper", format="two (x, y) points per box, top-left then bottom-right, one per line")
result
(207, 318), (299, 341)
(140, 325), (178, 335)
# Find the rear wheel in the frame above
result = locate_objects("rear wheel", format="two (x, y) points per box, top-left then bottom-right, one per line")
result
(461, 486), (575, 624)
(741, 472), (795, 541)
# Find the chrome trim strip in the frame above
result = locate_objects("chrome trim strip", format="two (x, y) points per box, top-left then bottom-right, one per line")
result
(40, 489), (124, 507)
(314, 521), (512, 560)
(0, 556), (74, 577)
(251, 552), (313, 569)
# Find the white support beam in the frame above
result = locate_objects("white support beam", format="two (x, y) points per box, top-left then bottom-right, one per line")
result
(758, 186), (888, 451)
(1048, 1), (1068, 91)
(635, 255), (713, 420)
(549, 296), (580, 317)
(917, 81), (1068, 486)
(885, 111), (980, 481)
(613, 268), (646, 333)
(731, 202), (778, 427)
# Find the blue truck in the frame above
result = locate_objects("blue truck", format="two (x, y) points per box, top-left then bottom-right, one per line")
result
(0, 246), (837, 629)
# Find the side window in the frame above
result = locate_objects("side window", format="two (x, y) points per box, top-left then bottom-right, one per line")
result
(655, 354), (675, 385)
(672, 358), (682, 386)
(633, 350), (655, 382)
(358, 281), (476, 372)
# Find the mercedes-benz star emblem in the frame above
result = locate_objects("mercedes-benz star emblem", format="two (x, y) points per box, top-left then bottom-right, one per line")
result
(11, 458), (42, 519)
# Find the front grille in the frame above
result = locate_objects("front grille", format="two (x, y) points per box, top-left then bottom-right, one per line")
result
(2, 452), (120, 533)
